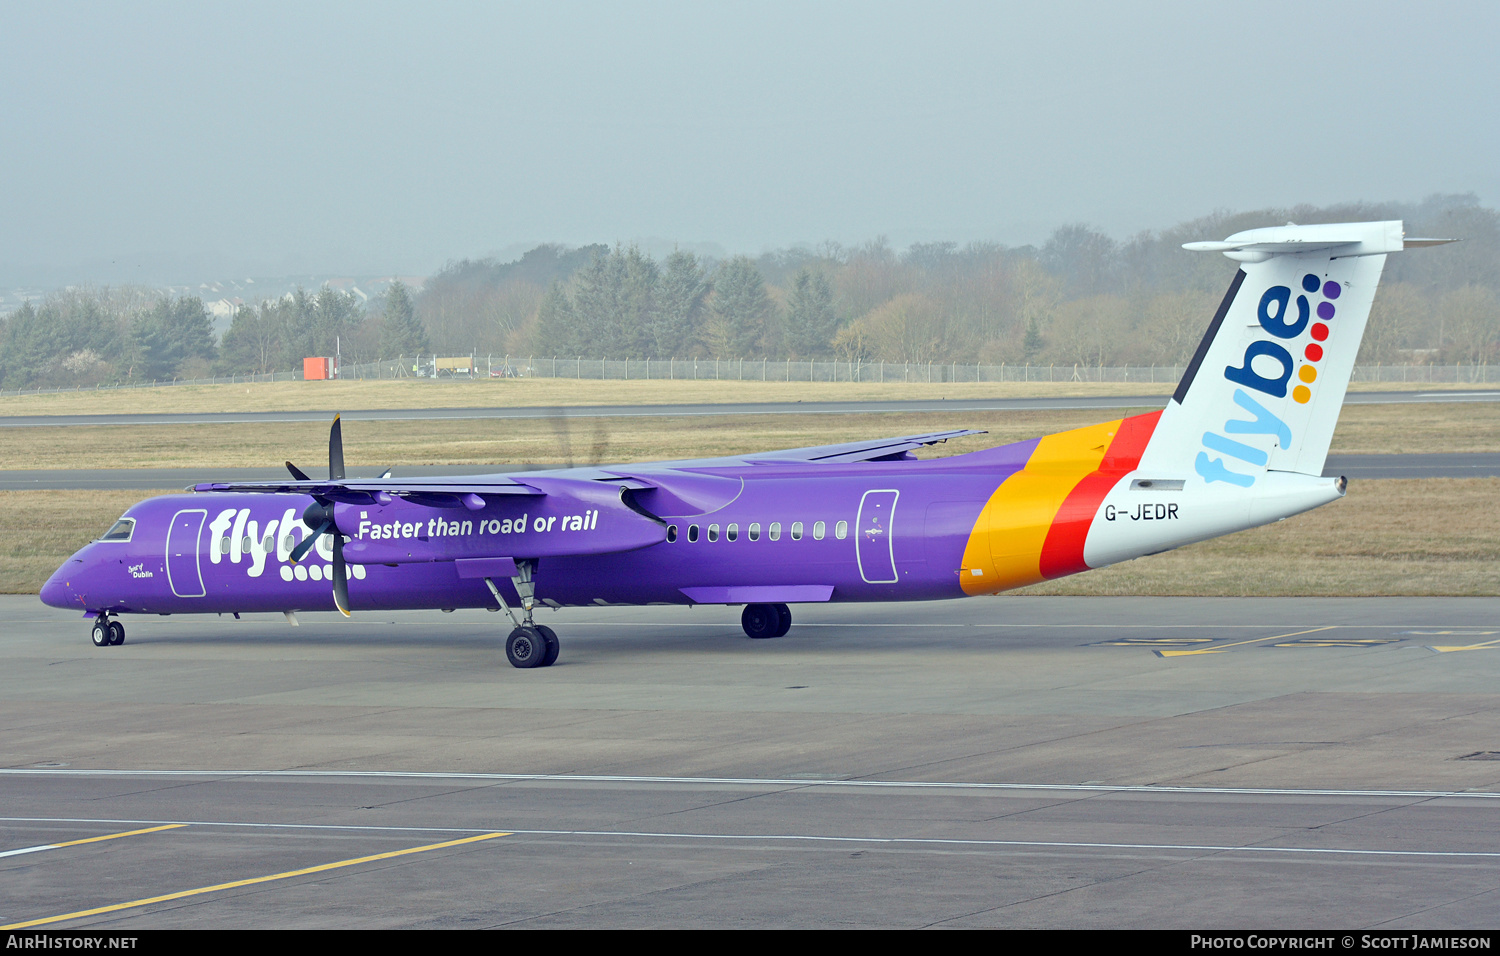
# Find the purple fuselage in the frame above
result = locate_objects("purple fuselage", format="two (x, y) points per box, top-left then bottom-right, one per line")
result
(41, 441), (1039, 617)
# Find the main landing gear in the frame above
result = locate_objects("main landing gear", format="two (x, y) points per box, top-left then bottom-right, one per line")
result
(90, 616), (125, 647)
(742, 603), (792, 639)
(485, 562), (560, 669)
(505, 624), (560, 668)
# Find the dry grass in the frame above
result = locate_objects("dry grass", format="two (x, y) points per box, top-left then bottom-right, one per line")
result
(1316, 401), (1500, 454)
(8, 479), (1498, 597)
(0, 409), (1146, 471)
(1, 489), (179, 594)
(1, 399), (1497, 472)
(1, 375), (1485, 419)
(1019, 478), (1500, 597)
(0, 377), (1180, 417)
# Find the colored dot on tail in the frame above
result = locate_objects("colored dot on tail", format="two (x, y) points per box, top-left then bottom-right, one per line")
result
(1293, 385), (1311, 404)
(1317, 301), (1335, 320)
(1323, 281), (1340, 299)
(1311, 323), (1329, 341)
(1299, 364), (1317, 383)
(1305, 343), (1324, 361)
(1302, 274), (1320, 292)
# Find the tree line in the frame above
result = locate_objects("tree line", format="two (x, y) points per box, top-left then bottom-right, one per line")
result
(3, 194), (1496, 389)
(0, 281), (428, 389)
(417, 193), (1499, 368)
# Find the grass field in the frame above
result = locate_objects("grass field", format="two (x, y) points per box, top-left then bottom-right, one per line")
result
(7, 480), (1496, 597)
(2, 400), (1498, 472)
(0, 375), (1487, 418)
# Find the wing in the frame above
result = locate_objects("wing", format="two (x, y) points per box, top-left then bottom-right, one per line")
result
(191, 473), (543, 506)
(738, 429), (985, 464)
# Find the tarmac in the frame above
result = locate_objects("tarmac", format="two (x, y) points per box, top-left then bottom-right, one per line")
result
(4, 594), (1500, 928)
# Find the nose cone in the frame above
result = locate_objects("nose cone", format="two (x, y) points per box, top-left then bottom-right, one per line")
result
(39, 561), (80, 609)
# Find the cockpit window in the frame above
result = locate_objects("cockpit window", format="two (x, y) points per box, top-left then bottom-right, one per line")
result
(100, 518), (135, 542)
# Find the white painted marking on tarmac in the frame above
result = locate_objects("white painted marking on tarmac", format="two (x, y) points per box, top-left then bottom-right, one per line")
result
(0, 823), (183, 859)
(2, 816), (1499, 862)
(1416, 392), (1500, 398)
(3, 768), (1499, 800)
(0, 844), (56, 859)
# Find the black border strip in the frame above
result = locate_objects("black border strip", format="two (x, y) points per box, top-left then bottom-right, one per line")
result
(1172, 268), (1246, 406)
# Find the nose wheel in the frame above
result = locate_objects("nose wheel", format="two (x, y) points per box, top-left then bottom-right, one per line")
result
(90, 618), (125, 647)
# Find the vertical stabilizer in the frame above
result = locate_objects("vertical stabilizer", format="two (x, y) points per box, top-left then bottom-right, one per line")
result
(1138, 220), (1415, 483)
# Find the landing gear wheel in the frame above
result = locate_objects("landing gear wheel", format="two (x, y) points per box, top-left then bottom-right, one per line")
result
(91, 621), (110, 648)
(742, 604), (781, 639)
(773, 603), (792, 637)
(108, 621), (125, 646)
(506, 626), (548, 668)
(536, 625), (560, 667)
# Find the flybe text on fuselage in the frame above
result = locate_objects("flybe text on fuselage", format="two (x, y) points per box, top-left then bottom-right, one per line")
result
(201, 495), (662, 583)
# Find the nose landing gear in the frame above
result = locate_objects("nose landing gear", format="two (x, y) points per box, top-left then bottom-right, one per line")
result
(90, 617), (125, 647)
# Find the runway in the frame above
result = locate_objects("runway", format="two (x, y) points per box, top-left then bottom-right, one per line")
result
(4, 595), (1500, 928)
(2, 388), (1498, 428)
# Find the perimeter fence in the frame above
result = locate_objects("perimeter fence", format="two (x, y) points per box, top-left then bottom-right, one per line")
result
(2, 356), (1496, 397)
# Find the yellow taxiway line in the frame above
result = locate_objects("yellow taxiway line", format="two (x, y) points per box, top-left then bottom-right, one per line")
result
(1155, 626), (1338, 658)
(1427, 638), (1500, 653)
(0, 824), (185, 861)
(1, 830), (510, 929)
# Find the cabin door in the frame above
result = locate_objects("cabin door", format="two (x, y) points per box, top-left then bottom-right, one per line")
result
(166, 509), (207, 598)
(856, 489), (900, 584)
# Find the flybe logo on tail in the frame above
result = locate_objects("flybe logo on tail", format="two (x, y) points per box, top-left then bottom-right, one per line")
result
(1196, 273), (1341, 486)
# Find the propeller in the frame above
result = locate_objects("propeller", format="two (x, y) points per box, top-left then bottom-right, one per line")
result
(285, 415), (351, 617)
(546, 408), (610, 470)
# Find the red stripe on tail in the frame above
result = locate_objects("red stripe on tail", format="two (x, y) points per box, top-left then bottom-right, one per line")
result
(1037, 411), (1162, 579)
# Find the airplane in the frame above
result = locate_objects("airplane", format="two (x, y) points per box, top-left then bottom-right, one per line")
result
(41, 220), (1455, 667)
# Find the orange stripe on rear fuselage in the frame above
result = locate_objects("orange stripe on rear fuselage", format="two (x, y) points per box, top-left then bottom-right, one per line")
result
(958, 411), (1161, 595)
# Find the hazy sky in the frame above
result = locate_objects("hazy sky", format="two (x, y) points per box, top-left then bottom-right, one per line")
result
(3, 1), (1497, 285)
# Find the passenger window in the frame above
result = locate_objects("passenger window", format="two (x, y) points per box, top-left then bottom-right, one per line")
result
(748, 522), (760, 542)
(836, 520), (848, 540)
(769, 522), (781, 541)
(100, 518), (135, 542)
(791, 521), (804, 541)
(727, 523), (738, 542)
(667, 524), (678, 543)
(813, 521), (825, 541)
(688, 524), (700, 543)
(707, 524), (719, 542)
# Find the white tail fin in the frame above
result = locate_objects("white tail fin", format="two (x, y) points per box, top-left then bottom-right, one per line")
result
(1138, 220), (1447, 484)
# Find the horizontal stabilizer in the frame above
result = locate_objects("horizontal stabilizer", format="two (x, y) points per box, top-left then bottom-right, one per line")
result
(1182, 221), (1454, 263)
